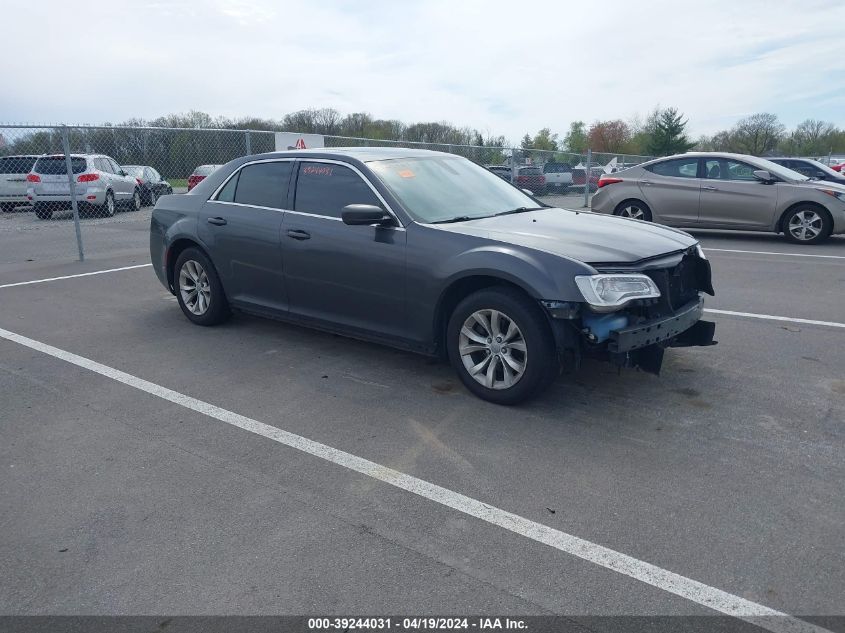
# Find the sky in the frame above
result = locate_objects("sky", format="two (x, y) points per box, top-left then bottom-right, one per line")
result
(2, 0), (844, 144)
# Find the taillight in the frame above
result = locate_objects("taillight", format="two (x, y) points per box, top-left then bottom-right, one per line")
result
(597, 176), (622, 188)
(26, 173), (41, 183)
(77, 173), (99, 182)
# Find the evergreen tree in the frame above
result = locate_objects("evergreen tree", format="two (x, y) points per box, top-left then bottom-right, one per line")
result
(646, 108), (696, 156)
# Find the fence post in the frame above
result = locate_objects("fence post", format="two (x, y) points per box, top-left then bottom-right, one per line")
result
(60, 126), (85, 262)
(245, 131), (252, 155)
(510, 148), (518, 184)
(583, 148), (592, 208)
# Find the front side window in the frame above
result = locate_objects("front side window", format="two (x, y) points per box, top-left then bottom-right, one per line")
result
(232, 161), (292, 209)
(724, 160), (758, 181)
(648, 158), (699, 178)
(294, 162), (382, 218)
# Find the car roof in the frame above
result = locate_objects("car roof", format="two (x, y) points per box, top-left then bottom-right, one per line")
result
(247, 147), (457, 163)
(0, 154), (40, 159)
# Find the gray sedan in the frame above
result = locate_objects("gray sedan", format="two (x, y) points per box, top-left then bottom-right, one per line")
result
(150, 148), (715, 404)
(591, 152), (845, 244)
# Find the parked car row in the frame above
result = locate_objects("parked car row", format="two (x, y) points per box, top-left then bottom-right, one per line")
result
(591, 152), (845, 244)
(0, 153), (173, 219)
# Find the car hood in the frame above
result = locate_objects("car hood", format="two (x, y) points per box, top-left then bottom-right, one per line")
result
(794, 179), (845, 193)
(429, 208), (697, 264)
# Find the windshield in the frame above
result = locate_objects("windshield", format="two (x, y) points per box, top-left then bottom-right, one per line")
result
(752, 157), (809, 182)
(123, 166), (145, 177)
(369, 156), (539, 223)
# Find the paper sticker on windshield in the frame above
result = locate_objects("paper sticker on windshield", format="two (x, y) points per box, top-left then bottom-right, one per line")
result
(303, 165), (333, 176)
(398, 169), (415, 178)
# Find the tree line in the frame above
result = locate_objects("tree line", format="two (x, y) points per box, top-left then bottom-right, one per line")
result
(2, 108), (843, 180)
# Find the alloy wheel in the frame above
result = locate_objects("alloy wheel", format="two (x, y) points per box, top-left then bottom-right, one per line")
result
(788, 209), (823, 241)
(619, 204), (645, 220)
(179, 260), (211, 315)
(459, 309), (527, 390)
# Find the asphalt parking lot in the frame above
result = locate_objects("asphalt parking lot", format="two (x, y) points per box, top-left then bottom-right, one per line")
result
(0, 205), (843, 631)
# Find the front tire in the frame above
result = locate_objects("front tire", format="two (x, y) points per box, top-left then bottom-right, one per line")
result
(447, 287), (557, 405)
(174, 248), (229, 326)
(614, 199), (653, 221)
(782, 205), (831, 244)
(147, 188), (157, 207)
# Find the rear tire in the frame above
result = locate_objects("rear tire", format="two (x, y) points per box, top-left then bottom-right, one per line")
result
(782, 205), (831, 245)
(613, 199), (653, 222)
(34, 204), (53, 220)
(174, 247), (230, 326)
(101, 191), (116, 217)
(128, 188), (141, 211)
(447, 287), (557, 405)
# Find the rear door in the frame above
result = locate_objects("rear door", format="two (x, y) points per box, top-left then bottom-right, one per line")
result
(283, 160), (407, 339)
(198, 159), (293, 312)
(106, 157), (133, 199)
(639, 157), (702, 225)
(698, 158), (778, 228)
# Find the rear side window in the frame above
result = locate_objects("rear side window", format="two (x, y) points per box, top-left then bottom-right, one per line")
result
(0, 156), (37, 174)
(33, 156), (87, 174)
(295, 162), (381, 218)
(216, 171), (239, 202)
(231, 161), (292, 209)
(96, 158), (113, 173)
(647, 158), (699, 178)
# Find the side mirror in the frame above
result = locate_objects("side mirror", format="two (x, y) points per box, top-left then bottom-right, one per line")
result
(753, 169), (775, 183)
(341, 204), (392, 226)
(521, 188), (535, 196)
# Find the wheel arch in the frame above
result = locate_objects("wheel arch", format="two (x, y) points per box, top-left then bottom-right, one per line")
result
(777, 200), (832, 234)
(433, 274), (540, 357)
(165, 238), (212, 292)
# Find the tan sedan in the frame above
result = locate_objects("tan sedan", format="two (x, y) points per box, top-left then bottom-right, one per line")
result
(590, 152), (845, 244)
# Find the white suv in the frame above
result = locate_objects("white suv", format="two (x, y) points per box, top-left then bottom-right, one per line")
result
(27, 154), (140, 220)
(0, 155), (38, 212)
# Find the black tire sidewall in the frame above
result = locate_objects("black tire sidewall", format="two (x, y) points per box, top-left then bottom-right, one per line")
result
(782, 206), (831, 244)
(446, 287), (556, 405)
(173, 247), (229, 326)
(103, 192), (115, 217)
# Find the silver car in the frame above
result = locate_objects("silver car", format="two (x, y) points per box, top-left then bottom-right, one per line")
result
(591, 152), (845, 244)
(0, 155), (38, 212)
(27, 154), (141, 220)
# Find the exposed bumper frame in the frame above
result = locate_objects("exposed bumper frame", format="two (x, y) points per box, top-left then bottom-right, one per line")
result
(609, 297), (711, 353)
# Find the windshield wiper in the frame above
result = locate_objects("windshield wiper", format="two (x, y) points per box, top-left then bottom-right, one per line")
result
(493, 206), (544, 217)
(431, 215), (477, 224)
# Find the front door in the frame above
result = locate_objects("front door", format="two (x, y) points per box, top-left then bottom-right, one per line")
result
(283, 160), (407, 340)
(698, 158), (779, 229)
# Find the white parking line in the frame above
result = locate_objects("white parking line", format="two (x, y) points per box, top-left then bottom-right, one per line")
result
(0, 326), (830, 633)
(0, 263), (152, 289)
(704, 248), (845, 260)
(705, 309), (845, 329)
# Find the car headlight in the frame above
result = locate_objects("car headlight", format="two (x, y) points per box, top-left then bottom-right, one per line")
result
(821, 189), (845, 203)
(575, 274), (661, 312)
(695, 243), (707, 260)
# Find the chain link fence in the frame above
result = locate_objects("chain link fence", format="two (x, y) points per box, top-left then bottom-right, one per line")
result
(0, 124), (653, 265)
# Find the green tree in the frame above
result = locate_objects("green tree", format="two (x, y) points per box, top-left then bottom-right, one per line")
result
(646, 108), (695, 156)
(563, 121), (588, 153)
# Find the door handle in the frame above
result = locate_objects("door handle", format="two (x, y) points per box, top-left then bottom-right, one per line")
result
(640, 179), (652, 186)
(207, 217), (227, 226)
(702, 186), (718, 191)
(287, 229), (311, 240)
